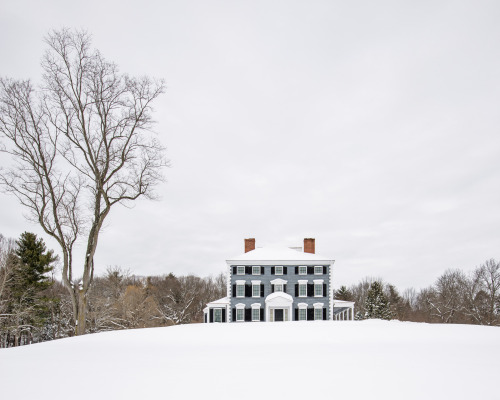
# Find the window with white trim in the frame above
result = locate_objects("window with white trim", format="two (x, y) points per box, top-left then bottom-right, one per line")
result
(237, 266), (245, 275)
(314, 308), (323, 320)
(274, 284), (283, 292)
(252, 308), (260, 321)
(275, 266), (283, 275)
(299, 308), (307, 321)
(236, 284), (244, 298)
(299, 283), (307, 297)
(214, 308), (222, 322)
(314, 266), (323, 275)
(299, 266), (307, 275)
(252, 266), (261, 275)
(314, 283), (323, 297)
(252, 284), (260, 297)
(236, 308), (244, 322)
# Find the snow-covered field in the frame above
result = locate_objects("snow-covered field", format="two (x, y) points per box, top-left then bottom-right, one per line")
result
(1, 320), (498, 399)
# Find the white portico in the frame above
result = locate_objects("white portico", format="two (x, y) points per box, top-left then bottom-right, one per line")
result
(265, 292), (293, 322)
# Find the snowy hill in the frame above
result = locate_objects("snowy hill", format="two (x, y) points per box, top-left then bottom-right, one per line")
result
(1, 321), (498, 400)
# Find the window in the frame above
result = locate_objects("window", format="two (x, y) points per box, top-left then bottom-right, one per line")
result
(314, 266), (323, 275)
(314, 283), (323, 297)
(299, 308), (307, 321)
(237, 266), (245, 275)
(314, 308), (323, 320)
(214, 308), (222, 322)
(275, 284), (283, 292)
(299, 266), (307, 275)
(252, 266), (261, 275)
(236, 308), (244, 322)
(252, 284), (260, 297)
(252, 308), (260, 321)
(299, 283), (307, 297)
(236, 284), (244, 298)
(275, 266), (283, 275)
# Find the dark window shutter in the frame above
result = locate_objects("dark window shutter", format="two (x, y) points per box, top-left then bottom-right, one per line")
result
(271, 266), (275, 275)
(323, 266), (327, 274)
(222, 308), (226, 322)
(232, 308), (236, 321)
(260, 284), (264, 297)
(307, 308), (314, 321)
(284, 284), (287, 293)
(323, 284), (327, 297)
(232, 266), (236, 275)
(307, 266), (314, 275)
(209, 309), (214, 323)
(295, 284), (298, 297)
(307, 284), (314, 297)
(295, 308), (298, 321)
(295, 266), (298, 274)
(323, 308), (327, 320)
(245, 266), (251, 274)
(204, 314), (207, 323)
(245, 308), (251, 322)
(232, 284), (236, 297)
(260, 309), (264, 321)
(260, 266), (263, 275)
(271, 284), (275, 293)
(284, 267), (287, 275)
(245, 284), (251, 297)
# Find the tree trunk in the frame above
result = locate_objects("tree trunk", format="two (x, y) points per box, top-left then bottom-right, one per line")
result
(76, 289), (87, 336)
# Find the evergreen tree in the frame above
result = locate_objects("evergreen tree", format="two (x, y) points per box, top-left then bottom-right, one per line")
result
(6, 232), (58, 344)
(335, 285), (354, 301)
(364, 281), (393, 320)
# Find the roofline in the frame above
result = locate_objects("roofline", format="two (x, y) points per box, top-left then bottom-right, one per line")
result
(225, 259), (335, 266)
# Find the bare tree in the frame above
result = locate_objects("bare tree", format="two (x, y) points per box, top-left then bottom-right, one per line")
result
(0, 29), (166, 335)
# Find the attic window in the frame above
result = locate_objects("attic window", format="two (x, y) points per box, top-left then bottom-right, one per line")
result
(237, 266), (245, 275)
(299, 266), (307, 275)
(252, 266), (261, 275)
(314, 266), (323, 275)
(275, 266), (283, 275)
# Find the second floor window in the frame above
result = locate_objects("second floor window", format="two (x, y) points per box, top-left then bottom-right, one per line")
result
(252, 284), (260, 297)
(314, 283), (323, 297)
(299, 283), (307, 297)
(275, 284), (283, 292)
(236, 284), (244, 297)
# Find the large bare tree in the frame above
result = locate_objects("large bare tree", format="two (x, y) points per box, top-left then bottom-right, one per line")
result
(0, 29), (166, 335)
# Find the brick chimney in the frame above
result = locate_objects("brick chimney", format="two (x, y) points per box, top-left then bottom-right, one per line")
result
(304, 238), (315, 254)
(244, 238), (255, 253)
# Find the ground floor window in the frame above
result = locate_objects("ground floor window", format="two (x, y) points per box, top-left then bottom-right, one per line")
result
(314, 308), (323, 320)
(299, 308), (307, 321)
(214, 308), (222, 322)
(252, 308), (260, 321)
(236, 308), (244, 321)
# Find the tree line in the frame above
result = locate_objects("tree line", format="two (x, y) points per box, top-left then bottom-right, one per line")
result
(0, 233), (225, 347)
(336, 259), (500, 325)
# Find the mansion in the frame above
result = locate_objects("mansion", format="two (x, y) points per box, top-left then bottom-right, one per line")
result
(203, 238), (354, 323)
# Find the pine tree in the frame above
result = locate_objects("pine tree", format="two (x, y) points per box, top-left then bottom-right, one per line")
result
(335, 285), (354, 301)
(364, 281), (393, 320)
(6, 232), (57, 344)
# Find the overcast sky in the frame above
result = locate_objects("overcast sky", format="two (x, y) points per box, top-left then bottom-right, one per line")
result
(1, 0), (499, 290)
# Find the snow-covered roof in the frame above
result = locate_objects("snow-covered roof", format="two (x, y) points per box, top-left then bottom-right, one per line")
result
(333, 299), (355, 306)
(226, 246), (334, 265)
(206, 297), (230, 307)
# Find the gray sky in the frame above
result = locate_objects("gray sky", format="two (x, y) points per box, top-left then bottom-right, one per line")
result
(1, 0), (499, 291)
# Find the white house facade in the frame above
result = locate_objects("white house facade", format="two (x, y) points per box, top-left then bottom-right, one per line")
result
(204, 238), (354, 323)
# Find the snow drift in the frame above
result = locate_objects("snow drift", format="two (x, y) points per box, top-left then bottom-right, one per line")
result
(0, 320), (498, 399)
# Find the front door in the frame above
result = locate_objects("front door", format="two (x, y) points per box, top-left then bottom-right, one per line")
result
(275, 309), (284, 322)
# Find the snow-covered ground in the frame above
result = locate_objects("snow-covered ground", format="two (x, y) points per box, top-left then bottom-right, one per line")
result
(1, 320), (498, 399)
